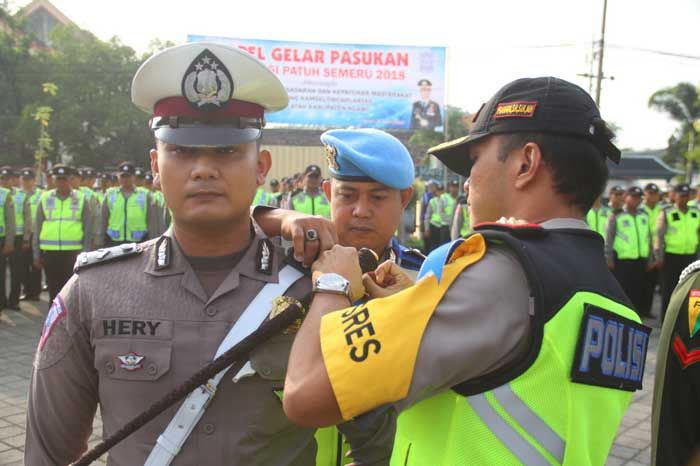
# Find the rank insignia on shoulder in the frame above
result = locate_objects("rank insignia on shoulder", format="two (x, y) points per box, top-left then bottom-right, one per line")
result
(689, 290), (700, 338)
(74, 243), (141, 272)
(154, 236), (171, 270)
(257, 238), (273, 275)
(118, 352), (144, 371)
(672, 335), (700, 369)
(571, 305), (651, 391)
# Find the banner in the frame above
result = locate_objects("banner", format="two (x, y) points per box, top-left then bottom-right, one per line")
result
(188, 35), (446, 131)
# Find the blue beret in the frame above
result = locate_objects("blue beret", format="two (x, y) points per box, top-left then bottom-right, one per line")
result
(320, 128), (414, 190)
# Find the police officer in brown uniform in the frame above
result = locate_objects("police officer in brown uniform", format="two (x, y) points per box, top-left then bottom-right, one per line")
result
(23, 42), (361, 466)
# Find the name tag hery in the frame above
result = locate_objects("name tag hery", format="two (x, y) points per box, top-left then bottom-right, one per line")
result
(571, 305), (651, 392)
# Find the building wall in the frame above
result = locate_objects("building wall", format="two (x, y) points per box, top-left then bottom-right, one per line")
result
(261, 144), (329, 186)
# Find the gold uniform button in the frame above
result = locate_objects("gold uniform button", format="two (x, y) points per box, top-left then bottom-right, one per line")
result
(203, 423), (215, 435)
(205, 307), (218, 317)
(105, 361), (115, 374)
(146, 362), (158, 375)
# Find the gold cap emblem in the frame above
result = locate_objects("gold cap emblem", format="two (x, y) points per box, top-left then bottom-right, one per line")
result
(324, 145), (339, 170)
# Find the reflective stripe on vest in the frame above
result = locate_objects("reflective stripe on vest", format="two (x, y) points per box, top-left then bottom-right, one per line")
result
(613, 212), (650, 260)
(252, 188), (269, 206)
(429, 197), (444, 227)
(468, 384), (565, 465)
(459, 205), (471, 237)
(586, 207), (609, 238)
(0, 188), (8, 236)
(291, 192), (331, 218)
(39, 190), (84, 251)
(664, 207), (700, 255)
(441, 193), (456, 222)
(13, 190), (26, 235)
(29, 189), (42, 228)
(106, 188), (148, 242)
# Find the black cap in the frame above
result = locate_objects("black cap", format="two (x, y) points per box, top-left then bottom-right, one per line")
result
(448, 179), (459, 186)
(418, 79), (432, 87)
(118, 161), (136, 175)
(270, 178), (279, 186)
(50, 164), (74, 177)
(428, 77), (621, 176)
(0, 166), (15, 177)
(674, 183), (691, 195)
(304, 164), (322, 176)
(626, 186), (643, 196)
(134, 167), (146, 178)
(644, 183), (660, 193)
(434, 181), (444, 190)
(81, 167), (96, 178)
(20, 167), (35, 178)
(609, 185), (625, 194)
(144, 172), (154, 182)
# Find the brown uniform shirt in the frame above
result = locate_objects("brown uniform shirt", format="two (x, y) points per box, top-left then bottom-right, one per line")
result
(25, 226), (318, 465)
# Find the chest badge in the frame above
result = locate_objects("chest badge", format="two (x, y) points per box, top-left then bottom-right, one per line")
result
(118, 352), (145, 371)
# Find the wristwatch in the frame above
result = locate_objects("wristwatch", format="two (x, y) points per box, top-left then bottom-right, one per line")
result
(312, 273), (352, 301)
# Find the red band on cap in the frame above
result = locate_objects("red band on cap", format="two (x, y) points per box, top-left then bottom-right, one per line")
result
(153, 97), (264, 119)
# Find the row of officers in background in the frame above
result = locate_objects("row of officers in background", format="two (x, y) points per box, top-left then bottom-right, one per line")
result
(586, 182), (700, 320)
(0, 161), (167, 311)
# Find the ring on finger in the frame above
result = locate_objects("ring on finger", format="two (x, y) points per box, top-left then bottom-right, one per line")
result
(305, 228), (319, 242)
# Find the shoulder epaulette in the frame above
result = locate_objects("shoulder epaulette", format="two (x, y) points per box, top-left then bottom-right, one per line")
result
(400, 248), (426, 270)
(679, 260), (700, 285)
(74, 243), (141, 273)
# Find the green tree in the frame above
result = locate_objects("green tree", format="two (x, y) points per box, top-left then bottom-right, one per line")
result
(648, 82), (700, 181)
(0, 7), (34, 164)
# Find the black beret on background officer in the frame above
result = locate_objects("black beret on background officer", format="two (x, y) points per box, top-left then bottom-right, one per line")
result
(652, 259), (700, 466)
(283, 77), (650, 466)
(24, 41), (369, 466)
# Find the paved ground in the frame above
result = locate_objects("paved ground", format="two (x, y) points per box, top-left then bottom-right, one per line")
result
(0, 294), (662, 466)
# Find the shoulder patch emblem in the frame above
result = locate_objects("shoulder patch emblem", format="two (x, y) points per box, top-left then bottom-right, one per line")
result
(689, 290), (700, 338)
(571, 304), (651, 391)
(74, 243), (141, 272)
(39, 296), (67, 351)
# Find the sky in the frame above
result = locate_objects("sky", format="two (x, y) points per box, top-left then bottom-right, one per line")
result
(15, 0), (700, 151)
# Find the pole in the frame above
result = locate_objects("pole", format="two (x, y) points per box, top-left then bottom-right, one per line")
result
(595, 0), (608, 107)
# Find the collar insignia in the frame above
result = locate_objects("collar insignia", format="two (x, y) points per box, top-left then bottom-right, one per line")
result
(155, 236), (171, 270)
(256, 238), (273, 275)
(118, 352), (144, 371)
(182, 49), (234, 111)
(324, 145), (339, 170)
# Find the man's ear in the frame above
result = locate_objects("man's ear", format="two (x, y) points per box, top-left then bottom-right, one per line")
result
(149, 148), (160, 188)
(322, 179), (332, 200)
(514, 142), (543, 189)
(257, 149), (272, 186)
(399, 186), (414, 209)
